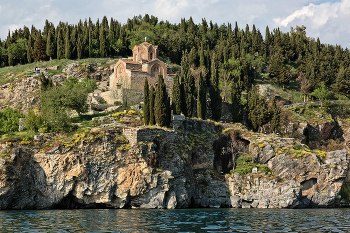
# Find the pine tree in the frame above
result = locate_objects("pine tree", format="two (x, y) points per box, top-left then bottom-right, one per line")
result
(154, 75), (169, 127)
(269, 98), (280, 133)
(197, 72), (207, 119)
(149, 86), (156, 125)
(209, 52), (222, 121)
(99, 16), (108, 57)
(248, 89), (270, 131)
(231, 81), (243, 123)
(56, 28), (64, 59)
(171, 74), (182, 115)
(65, 26), (71, 59)
(32, 33), (46, 62)
(143, 78), (150, 125)
(184, 71), (195, 117)
(46, 28), (55, 60)
(26, 36), (33, 63)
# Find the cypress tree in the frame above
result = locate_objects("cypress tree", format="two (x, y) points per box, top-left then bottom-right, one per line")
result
(143, 78), (150, 125)
(171, 74), (182, 115)
(26, 36), (33, 63)
(149, 86), (156, 125)
(231, 81), (243, 123)
(184, 71), (195, 117)
(33, 33), (46, 62)
(209, 52), (222, 121)
(247, 89), (270, 131)
(65, 26), (71, 59)
(57, 28), (64, 59)
(269, 98), (280, 133)
(46, 28), (55, 60)
(199, 43), (205, 68)
(99, 16), (108, 57)
(197, 72), (207, 119)
(154, 75), (169, 127)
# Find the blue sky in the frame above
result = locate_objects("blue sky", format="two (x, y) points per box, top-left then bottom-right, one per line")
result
(0, 0), (349, 48)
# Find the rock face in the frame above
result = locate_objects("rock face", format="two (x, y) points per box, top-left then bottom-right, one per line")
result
(0, 77), (40, 111)
(0, 121), (349, 210)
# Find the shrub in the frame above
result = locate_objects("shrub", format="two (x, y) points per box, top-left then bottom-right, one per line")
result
(0, 107), (24, 135)
(231, 154), (271, 176)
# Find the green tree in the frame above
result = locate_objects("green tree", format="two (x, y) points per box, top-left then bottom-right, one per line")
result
(26, 36), (33, 63)
(143, 78), (150, 125)
(56, 28), (64, 59)
(46, 28), (55, 60)
(171, 74), (182, 115)
(231, 80), (243, 123)
(33, 33), (46, 61)
(65, 26), (71, 59)
(7, 38), (27, 65)
(184, 71), (195, 117)
(220, 57), (241, 101)
(311, 82), (332, 107)
(154, 75), (169, 127)
(248, 89), (270, 131)
(197, 72), (207, 119)
(269, 98), (281, 133)
(209, 52), (222, 121)
(39, 73), (53, 91)
(149, 86), (156, 125)
(25, 109), (43, 132)
(41, 83), (89, 132)
(0, 107), (24, 134)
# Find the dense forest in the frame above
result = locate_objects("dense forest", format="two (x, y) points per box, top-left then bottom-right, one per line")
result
(1, 14), (350, 96)
(2, 14), (350, 134)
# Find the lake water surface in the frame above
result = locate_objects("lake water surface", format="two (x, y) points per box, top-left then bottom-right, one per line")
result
(0, 208), (349, 232)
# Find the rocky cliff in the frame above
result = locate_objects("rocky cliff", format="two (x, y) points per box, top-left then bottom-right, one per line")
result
(0, 119), (349, 210)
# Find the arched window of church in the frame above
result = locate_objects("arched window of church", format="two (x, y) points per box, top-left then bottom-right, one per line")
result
(150, 53), (153, 60)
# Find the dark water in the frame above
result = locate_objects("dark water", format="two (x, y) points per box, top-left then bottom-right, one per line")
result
(0, 208), (349, 232)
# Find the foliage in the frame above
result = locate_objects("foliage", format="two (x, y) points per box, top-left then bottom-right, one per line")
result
(197, 72), (206, 119)
(143, 78), (150, 125)
(171, 73), (182, 115)
(231, 80), (243, 123)
(209, 52), (222, 121)
(32, 34), (46, 62)
(247, 89), (270, 131)
(25, 110), (44, 132)
(149, 86), (156, 125)
(63, 77), (97, 93)
(231, 154), (271, 176)
(154, 75), (169, 127)
(41, 82), (89, 132)
(311, 82), (332, 107)
(0, 107), (24, 135)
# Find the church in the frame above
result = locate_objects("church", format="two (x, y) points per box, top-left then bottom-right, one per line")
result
(109, 42), (175, 93)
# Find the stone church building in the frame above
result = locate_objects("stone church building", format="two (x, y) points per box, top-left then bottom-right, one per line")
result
(109, 42), (175, 94)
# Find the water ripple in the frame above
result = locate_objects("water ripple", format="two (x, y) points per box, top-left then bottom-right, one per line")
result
(0, 208), (349, 232)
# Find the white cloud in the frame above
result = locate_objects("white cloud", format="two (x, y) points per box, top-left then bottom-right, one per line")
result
(273, 0), (350, 47)
(0, 0), (349, 48)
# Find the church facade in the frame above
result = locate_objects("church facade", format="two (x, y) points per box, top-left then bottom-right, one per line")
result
(109, 42), (175, 93)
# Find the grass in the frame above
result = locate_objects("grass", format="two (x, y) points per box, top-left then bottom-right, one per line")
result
(0, 58), (118, 86)
(230, 154), (271, 176)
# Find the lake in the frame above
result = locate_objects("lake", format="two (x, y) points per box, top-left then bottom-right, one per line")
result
(0, 208), (349, 232)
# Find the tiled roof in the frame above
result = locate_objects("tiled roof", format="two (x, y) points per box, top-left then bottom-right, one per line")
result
(133, 42), (158, 49)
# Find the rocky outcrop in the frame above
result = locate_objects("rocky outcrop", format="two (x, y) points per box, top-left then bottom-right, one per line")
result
(0, 77), (40, 111)
(0, 120), (349, 210)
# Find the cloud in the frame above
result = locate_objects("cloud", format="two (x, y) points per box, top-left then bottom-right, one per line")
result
(273, 2), (339, 27)
(0, 0), (349, 48)
(273, 0), (350, 47)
